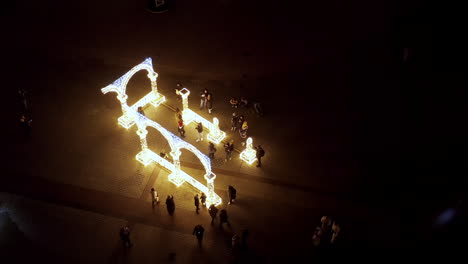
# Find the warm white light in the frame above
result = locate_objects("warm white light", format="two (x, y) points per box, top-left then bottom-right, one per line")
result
(101, 58), (222, 207)
(207, 117), (226, 144)
(240, 137), (257, 165)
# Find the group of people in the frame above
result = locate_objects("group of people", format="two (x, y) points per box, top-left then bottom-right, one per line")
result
(312, 215), (341, 247)
(230, 96), (263, 117)
(199, 88), (214, 114)
(174, 84), (267, 167)
(144, 185), (249, 250)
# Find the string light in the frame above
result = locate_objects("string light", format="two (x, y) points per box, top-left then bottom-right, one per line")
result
(101, 58), (222, 206)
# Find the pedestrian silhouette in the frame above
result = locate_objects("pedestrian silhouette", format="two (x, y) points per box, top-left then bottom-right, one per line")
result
(208, 142), (216, 159)
(200, 192), (207, 207)
(193, 224), (205, 248)
(119, 226), (132, 248)
(200, 89), (208, 109)
(195, 122), (203, 142)
(206, 92), (213, 114)
(166, 195), (175, 215)
(194, 194), (200, 214)
(209, 204), (219, 225)
(219, 209), (230, 228)
(151, 188), (159, 206)
(231, 112), (239, 131)
(255, 145), (265, 167)
(177, 120), (185, 138)
(228, 185), (237, 205)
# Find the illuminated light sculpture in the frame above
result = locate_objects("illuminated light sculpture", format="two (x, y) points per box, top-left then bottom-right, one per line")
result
(101, 57), (165, 129)
(240, 137), (257, 165)
(101, 58), (222, 206)
(178, 88), (226, 144)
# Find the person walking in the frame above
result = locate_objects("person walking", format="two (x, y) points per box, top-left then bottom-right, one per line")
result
(166, 195), (175, 215)
(208, 142), (216, 159)
(219, 209), (230, 227)
(209, 204), (219, 225)
(120, 226), (132, 248)
(200, 89), (208, 109)
(194, 194), (200, 214)
(224, 140), (234, 162)
(177, 119), (185, 138)
(195, 122), (203, 142)
(138, 106), (145, 116)
(206, 92), (213, 114)
(192, 224), (205, 248)
(254, 145), (265, 167)
(200, 192), (207, 207)
(150, 188), (159, 206)
(228, 185), (237, 205)
(231, 112), (238, 131)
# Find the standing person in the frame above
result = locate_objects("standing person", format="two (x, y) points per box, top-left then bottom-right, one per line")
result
(192, 224), (205, 248)
(208, 142), (216, 159)
(195, 122), (203, 142)
(206, 92), (213, 114)
(224, 140), (234, 162)
(200, 192), (207, 207)
(331, 221), (340, 244)
(231, 112), (238, 131)
(177, 119), (185, 138)
(254, 145), (265, 167)
(239, 120), (248, 140)
(236, 115), (245, 132)
(228, 185), (237, 205)
(166, 195), (175, 215)
(120, 226), (132, 248)
(321, 215), (332, 231)
(219, 209), (230, 227)
(175, 82), (182, 102)
(150, 188), (159, 206)
(230, 97), (239, 108)
(194, 194), (200, 214)
(200, 89), (208, 109)
(208, 204), (219, 225)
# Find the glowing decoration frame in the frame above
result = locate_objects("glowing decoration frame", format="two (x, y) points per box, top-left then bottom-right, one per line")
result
(178, 88), (226, 144)
(240, 137), (257, 165)
(101, 58), (222, 206)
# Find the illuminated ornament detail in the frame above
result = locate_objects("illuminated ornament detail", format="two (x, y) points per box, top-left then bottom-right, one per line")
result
(240, 137), (257, 165)
(101, 58), (222, 206)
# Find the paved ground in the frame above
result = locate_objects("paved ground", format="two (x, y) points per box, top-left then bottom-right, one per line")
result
(2, 0), (466, 263)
